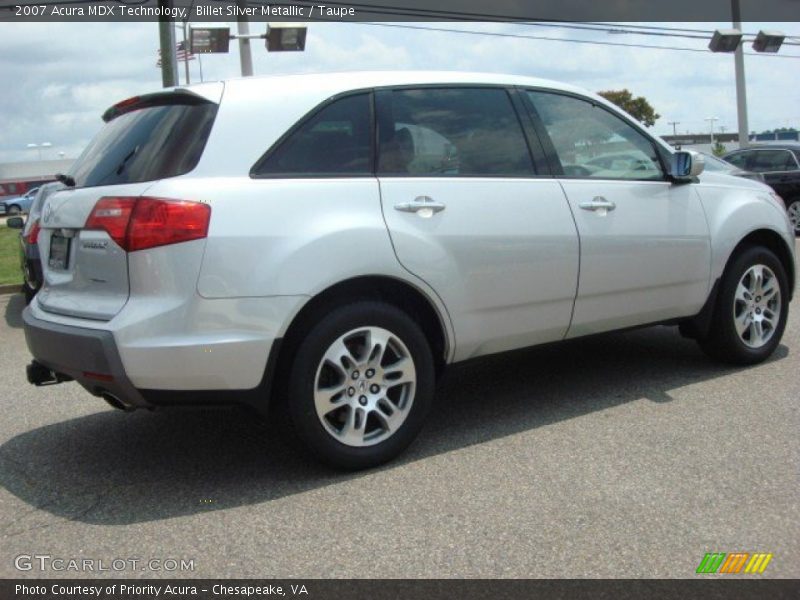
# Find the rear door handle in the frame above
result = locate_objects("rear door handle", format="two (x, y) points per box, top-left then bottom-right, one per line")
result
(394, 196), (446, 217)
(579, 197), (616, 212)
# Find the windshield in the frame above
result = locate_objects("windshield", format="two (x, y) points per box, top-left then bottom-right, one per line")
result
(701, 153), (736, 172)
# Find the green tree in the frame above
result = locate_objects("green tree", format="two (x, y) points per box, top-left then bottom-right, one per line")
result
(597, 89), (661, 127)
(712, 140), (727, 156)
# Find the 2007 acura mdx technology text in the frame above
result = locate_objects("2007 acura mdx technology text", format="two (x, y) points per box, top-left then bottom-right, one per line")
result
(22, 72), (796, 469)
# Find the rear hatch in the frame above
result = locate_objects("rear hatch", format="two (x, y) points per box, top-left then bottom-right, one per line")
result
(36, 85), (221, 321)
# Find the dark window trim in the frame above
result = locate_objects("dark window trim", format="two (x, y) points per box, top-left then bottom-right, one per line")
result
(374, 84), (542, 180)
(508, 87), (551, 177)
(250, 89), (376, 179)
(520, 87), (672, 183)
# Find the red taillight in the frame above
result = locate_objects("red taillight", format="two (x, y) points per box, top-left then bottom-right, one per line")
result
(84, 197), (210, 252)
(84, 197), (135, 249)
(25, 220), (41, 244)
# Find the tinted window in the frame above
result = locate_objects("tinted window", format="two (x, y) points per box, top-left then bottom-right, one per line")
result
(699, 153), (735, 172)
(69, 101), (217, 188)
(527, 91), (663, 180)
(725, 153), (748, 169)
(378, 88), (533, 177)
(747, 149), (798, 172)
(256, 93), (372, 176)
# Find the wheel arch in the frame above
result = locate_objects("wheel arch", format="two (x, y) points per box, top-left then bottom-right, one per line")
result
(726, 228), (795, 301)
(271, 275), (452, 407)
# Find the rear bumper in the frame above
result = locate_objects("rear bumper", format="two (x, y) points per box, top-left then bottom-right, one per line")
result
(23, 308), (150, 408)
(22, 306), (286, 413)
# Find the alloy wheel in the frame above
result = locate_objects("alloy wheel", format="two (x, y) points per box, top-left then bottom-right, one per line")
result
(313, 326), (416, 447)
(787, 200), (800, 235)
(733, 264), (782, 348)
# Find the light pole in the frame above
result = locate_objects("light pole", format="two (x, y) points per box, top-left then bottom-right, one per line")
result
(705, 117), (719, 144)
(668, 121), (680, 137)
(708, 1), (786, 149)
(731, 0), (748, 148)
(236, 0), (254, 77)
(190, 22), (307, 79)
(26, 142), (52, 161)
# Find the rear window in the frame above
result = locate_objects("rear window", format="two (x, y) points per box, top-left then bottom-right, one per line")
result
(69, 100), (217, 188)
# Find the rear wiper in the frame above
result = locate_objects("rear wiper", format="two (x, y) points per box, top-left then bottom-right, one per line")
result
(115, 147), (139, 176)
(56, 173), (75, 187)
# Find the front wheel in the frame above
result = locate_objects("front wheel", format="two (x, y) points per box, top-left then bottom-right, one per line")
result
(7, 205), (21, 215)
(786, 198), (800, 236)
(286, 301), (435, 470)
(698, 246), (789, 365)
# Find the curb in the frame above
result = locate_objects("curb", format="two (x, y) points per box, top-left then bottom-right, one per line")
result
(0, 284), (21, 296)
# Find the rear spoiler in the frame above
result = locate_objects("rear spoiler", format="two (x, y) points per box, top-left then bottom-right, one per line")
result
(102, 82), (224, 122)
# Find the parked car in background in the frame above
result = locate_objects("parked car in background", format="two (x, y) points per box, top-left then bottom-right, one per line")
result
(698, 152), (765, 182)
(6, 182), (66, 303)
(0, 186), (40, 215)
(21, 72), (796, 469)
(723, 144), (800, 235)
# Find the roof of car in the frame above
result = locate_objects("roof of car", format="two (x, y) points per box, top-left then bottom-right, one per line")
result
(727, 143), (800, 152)
(220, 70), (593, 97)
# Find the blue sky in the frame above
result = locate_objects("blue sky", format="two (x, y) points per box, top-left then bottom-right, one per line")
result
(1, 21), (798, 163)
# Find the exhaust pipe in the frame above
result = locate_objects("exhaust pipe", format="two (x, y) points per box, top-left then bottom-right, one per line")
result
(26, 361), (72, 386)
(100, 391), (136, 412)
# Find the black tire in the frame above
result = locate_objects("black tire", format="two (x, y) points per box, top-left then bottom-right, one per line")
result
(23, 283), (35, 305)
(698, 245), (789, 365)
(8, 205), (21, 215)
(286, 301), (435, 470)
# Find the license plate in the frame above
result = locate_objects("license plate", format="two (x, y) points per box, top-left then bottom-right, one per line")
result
(48, 233), (70, 270)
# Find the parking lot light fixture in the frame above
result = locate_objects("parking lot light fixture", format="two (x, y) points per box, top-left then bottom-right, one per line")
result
(266, 23), (307, 52)
(26, 142), (52, 161)
(709, 29), (743, 53)
(752, 30), (785, 53)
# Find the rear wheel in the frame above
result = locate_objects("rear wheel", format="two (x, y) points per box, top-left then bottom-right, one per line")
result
(286, 301), (435, 470)
(786, 197), (800, 236)
(23, 283), (36, 305)
(698, 246), (789, 364)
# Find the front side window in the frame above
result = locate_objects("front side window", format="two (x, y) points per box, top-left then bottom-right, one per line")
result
(725, 152), (748, 169)
(254, 93), (372, 177)
(747, 150), (798, 173)
(527, 91), (664, 180)
(378, 88), (534, 177)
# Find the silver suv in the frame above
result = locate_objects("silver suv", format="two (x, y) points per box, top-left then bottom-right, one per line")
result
(23, 72), (796, 469)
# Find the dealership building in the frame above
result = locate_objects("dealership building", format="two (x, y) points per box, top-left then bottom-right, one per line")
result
(0, 159), (75, 198)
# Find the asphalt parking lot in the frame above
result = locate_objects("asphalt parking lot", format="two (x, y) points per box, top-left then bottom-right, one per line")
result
(0, 248), (798, 579)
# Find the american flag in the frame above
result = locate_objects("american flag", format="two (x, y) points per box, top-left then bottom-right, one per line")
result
(156, 41), (196, 67)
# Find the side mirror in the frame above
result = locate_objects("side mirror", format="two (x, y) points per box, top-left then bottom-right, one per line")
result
(670, 150), (704, 180)
(6, 216), (24, 229)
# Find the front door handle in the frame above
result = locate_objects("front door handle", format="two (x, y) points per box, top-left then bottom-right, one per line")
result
(394, 196), (446, 217)
(579, 197), (616, 213)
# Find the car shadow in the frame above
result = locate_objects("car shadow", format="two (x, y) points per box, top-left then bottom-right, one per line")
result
(3, 293), (24, 329)
(0, 325), (789, 529)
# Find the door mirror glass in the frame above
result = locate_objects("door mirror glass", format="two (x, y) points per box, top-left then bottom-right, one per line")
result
(671, 151), (704, 180)
(6, 216), (24, 229)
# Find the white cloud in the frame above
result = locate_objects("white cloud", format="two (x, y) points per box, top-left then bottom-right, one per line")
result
(0, 20), (798, 163)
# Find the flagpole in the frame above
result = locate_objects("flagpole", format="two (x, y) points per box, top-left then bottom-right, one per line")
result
(182, 21), (191, 85)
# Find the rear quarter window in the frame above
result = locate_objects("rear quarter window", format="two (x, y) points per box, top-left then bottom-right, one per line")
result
(252, 93), (373, 177)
